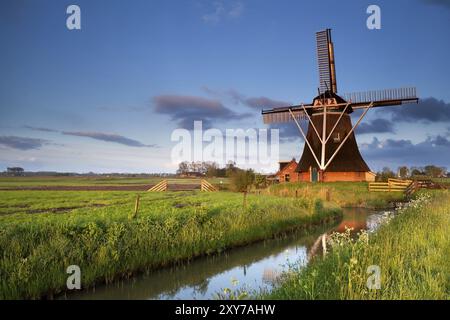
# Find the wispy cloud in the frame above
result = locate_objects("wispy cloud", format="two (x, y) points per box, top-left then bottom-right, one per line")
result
(24, 125), (58, 133)
(422, 0), (450, 9)
(23, 125), (157, 148)
(0, 136), (50, 150)
(202, 1), (244, 24)
(62, 131), (158, 148)
(228, 2), (244, 18)
(202, 87), (291, 109)
(356, 118), (395, 134)
(153, 94), (250, 128)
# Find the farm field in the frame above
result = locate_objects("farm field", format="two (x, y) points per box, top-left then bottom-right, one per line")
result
(262, 190), (450, 300)
(3, 176), (445, 300)
(265, 181), (405, 208)
(0, 176), (229, 187)
(0, 176), (230, 191)
(0, 184), (341, 299)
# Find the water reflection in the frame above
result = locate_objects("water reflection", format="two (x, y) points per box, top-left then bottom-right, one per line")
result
(64, 207), (387, 300)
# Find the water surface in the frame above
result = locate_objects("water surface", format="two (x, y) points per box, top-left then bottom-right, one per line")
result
(64, 207), (389, 300)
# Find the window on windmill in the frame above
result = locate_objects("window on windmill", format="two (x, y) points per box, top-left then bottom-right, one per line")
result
(285, 174), (290, 182)
(333, 132), (341, 143)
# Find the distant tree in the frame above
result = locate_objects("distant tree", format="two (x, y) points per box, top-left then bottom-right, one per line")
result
(397, 166), (409, 179)
(377, 167), (395, 181)
(410, 167), (424, 177)
(177, 161), (190, 175)
(6, 167), (24, 176)
(225, 161), (238, 177)
(230, 169), (255, 208)
(205, 162), (219, 177)
(424, 165), (446, 178)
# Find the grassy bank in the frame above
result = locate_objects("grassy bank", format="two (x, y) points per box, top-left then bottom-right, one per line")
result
(265, 182), (404, 208)
(264, 191), (450, 300)
(0, 191), (341, 299)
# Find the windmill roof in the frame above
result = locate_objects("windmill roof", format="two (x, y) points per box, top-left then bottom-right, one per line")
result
(312, 91), (347, 104)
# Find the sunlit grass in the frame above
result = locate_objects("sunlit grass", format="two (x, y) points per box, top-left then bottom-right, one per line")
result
(263, 191), (450, 300)
(0, 191), (341, 299)
(266, 182), (405, 208)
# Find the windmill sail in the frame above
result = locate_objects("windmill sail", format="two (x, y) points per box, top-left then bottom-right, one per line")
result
(316, 29), (337, 94)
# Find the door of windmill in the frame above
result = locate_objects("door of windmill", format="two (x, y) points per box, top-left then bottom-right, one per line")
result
(311, 167), (318, 182)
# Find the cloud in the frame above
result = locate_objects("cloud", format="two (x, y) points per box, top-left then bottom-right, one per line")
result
(153, 94), (249, 128)
(361, 137), (413, 149)
(360, 135), (450, 169)
(228, 2), (244, 18)
(24, 125), (157, 148)
(202, 1), (244, 24)
(62, 131), (158, 148)
(0, 136), (50, 150)
(202, 87), (291, 110)
(24, 125), (58, 133)
(429, 134), (450, 147)
(380, 97), (450, 123)
(244, 97), (291, 109)
(422, 0), (450, 9)
(356, 118), (395, 134)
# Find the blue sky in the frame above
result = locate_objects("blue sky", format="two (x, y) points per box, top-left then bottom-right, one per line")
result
(1, 0), (450, 173)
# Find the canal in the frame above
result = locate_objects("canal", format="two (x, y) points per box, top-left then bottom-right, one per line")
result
(63, 207), (390, 300)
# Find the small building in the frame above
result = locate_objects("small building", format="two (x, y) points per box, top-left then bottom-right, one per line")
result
(276, 159), (299, 183)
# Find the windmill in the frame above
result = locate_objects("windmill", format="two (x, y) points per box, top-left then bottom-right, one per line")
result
(262, 29), (419, 182)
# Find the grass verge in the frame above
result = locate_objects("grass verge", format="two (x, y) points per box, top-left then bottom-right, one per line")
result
(263, 191), (450, 300)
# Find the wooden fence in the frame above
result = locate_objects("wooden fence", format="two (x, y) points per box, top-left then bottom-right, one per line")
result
(368, 178), (412, 192)
(200, 179), (218, 192)
(405, 179), (446, 197)
(147, 179), (168, 192)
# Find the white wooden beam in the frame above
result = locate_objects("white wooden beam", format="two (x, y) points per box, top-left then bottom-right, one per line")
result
(288, 108), (322, 169)
(300, 104), (323, 144)
(324, 103), (350, 144)
(323, 103), (373, 170)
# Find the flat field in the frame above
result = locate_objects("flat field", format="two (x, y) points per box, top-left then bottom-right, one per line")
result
(0, 179), (340, 299)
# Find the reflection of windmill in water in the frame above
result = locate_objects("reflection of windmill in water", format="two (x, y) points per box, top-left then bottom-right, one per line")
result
(262, 29), (419, 182)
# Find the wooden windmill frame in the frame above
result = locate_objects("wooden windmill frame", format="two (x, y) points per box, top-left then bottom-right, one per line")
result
(262, 29), (418, 182)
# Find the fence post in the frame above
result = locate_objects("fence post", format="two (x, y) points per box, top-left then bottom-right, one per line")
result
(321, 234), (327, 257)
(134, 195), (140, 217)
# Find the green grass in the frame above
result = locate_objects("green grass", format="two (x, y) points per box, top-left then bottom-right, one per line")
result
(0, 176), (229, 188)
(265, 182), (404, 208)
(0, 191), (341, 299)
(263, 191), (450, 300)
(431, 177), (450, 187)
(0, 191), (135, 215)
(0, 176), (158, 187)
